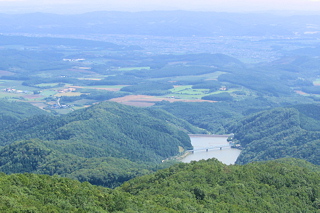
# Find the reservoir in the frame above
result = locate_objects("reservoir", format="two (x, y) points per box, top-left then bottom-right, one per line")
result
(181, 134), (241, 165)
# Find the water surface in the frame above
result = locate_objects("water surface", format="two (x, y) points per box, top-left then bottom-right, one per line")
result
(181, 135), (241, 165)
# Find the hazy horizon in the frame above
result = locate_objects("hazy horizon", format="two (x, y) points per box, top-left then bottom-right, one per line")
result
(0, 0), (320, 14)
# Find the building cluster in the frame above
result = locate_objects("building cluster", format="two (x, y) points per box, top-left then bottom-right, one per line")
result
(56, 88), (76, 93)
(63, 58), (85, 62)
(2, 88), (29, 94)
(50, 104), (72, 109)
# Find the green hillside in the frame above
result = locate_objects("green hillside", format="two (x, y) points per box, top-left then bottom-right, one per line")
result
(0, 100), (48, 130)
(120, 158), (320, 212)
(0, 158), (319, 212)
(226, 104), (320, 165)
(154, 97), (280, 133)
(0, 101), (200, 187)
(0, 173), (135, 212)
(0, 139), (154, 188)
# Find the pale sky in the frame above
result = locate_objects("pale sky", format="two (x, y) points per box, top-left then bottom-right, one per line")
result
(0, 0), (320, 14)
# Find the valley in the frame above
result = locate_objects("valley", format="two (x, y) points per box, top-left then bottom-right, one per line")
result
(0, 10), (320, 212)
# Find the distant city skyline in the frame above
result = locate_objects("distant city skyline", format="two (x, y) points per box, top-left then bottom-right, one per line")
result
(0, 0), (319, 14)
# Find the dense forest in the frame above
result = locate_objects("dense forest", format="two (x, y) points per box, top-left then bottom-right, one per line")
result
(0, 100), (49, 130)
(154, 97), (283, 133)
(0, 100), (202, 187)
(119, 158), (320, 212)
(0, 158), (319, 212)
(226, 104), (320, 165)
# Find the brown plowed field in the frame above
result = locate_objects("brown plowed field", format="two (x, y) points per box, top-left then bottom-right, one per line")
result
(0, 70), (14, 76)
(109, 95), (216, 107)
(295, 90), (308, 95)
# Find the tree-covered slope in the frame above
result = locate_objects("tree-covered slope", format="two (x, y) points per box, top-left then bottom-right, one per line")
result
(0, 172), (141, 212)
(119, 158), (320, 212)
(0, 139), (157, 188)
(0, 101), (200, 187)
(226, 104), (320, 165)
(0, 101), (196, 159)
(154, 97), (280, 133)
(0, 99), (48, 130)
(1, 158), (319, 212)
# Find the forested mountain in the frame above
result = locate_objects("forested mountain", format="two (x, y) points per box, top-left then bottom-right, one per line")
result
(0, 172), (138, 212)
(0, 158), (319, 212)
(217, 55), (320, 97)
(120, 158), (320, 212)
(0, 100), (48, 130)
(226, 104), (320, 165)
(0, 101), (201, 187)
(154, 98), (281, 133)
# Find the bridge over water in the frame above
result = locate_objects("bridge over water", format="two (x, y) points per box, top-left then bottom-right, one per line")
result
(187, 144), (231, 153)
(188, 134), (231, 138)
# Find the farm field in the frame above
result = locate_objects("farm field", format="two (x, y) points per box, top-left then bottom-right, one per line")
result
(0, 80), (35, 91)
(313, 79), (320, 86)
(0, 33), (319, 114)
(117, 67), (150, 71)
(0, 70), (14, 76)
(69, 85), (125, 91)
(169, 85), (210, 99)
(55, 92), (83, 97)
(110, 95), (216, 107)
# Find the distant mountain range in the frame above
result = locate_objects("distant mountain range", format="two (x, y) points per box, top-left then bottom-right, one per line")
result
(0, 11), (319, 37)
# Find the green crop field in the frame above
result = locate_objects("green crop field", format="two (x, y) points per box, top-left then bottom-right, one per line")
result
(0, 92), (21, 98)
(160, 71), (226, 82)
(78, 85), (126, 90)
(40, 90), (57, 96)
(168, 85), (210, 99)
(34, 83), (60, 88)
(0, 80), (36, 91)
(118, 67), (150, 71)
(170, 85), (193, 92)
(313, 79), (320, 85)
(199, 71), (227, 80)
